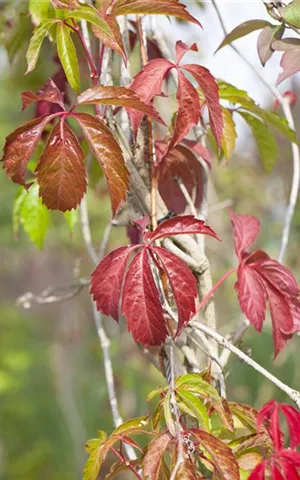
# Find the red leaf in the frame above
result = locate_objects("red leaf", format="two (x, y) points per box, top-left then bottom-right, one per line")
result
(276, 48), (300, 85)
(188, 429), (240, 480)
(168, 71), (201, 150)
(181, 64), (223, 149)
(1, 115), (53, 187)
(112, 0), (201, 27)
(143, 431), (173, 479)
(182, 139), (212, 168)
(152, 246), (198, 335)
(175, 40), (198, 64)
(156, 142), (204, 214)
(256, 259), (299, 298)
(91, 246), (138, 321)
(236, 264), (267, 332)
(147, 215), (220, 243)
(77, 86), (165, 126)
(36, 120), (86, 211)
(230, 209), (260, 258)
(75, 113), (129, 216)
(21, 79), (65, 111)
(248, 461), (266, 480)
(121, 249), (168, 345)
(129, 58), (174, 134)
(92, 13), (126, 62)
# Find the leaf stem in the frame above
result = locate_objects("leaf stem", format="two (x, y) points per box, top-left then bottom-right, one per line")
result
(194, 267), (238, 317)
(136, 15), (158, 231)
(111, 447), (142, 480)
(71, 19), (98, 81)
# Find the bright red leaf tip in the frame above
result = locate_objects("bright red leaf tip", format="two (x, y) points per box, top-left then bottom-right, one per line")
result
(257, 400), (300, 450)
(91, 215), (219, 346)
(230, 210), (300, 356)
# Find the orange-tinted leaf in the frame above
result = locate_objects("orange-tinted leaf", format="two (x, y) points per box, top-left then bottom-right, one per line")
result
(1, 115), (52, 187)
(189, 429), (240, 480)
(229, 402), (259, 432)
(21, 79), (65, 111)
(77, 86), (165, 125)
(112, 0), (201, 26)
(36, 121), (86, 211)
(143, 431), (173, 479)
(75, 113), (129, 215)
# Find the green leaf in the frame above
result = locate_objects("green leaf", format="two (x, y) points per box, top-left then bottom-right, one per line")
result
(56, 22), (80, 93)
(280, 0), (300, 28)
(67, 5), (112, 36)
(12, 187), (28, 237)
(177, 388), (210, 431)
(228, 402), (258, 433)
(83, 444), (106, 480)
(85, 438), (104, 454)
(26, 19), (56, 73)
(221, 107), (237, 160)
(163, 391), (176, 436)
(29, 0), (53, 24)
(215, 20), (272, 52)
(19, 184), (50, 249)
(238, 111), (278, 172)
(147, 387), (166, 401)
(112, 416), (148, 436)
(64, 209), (78, 234)
(219, 81), (296, 142)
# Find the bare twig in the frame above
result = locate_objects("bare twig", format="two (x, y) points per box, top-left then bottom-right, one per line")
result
(212, 0), (300, 263)
(191, 322), (300, 409)
(219, 319), (250, 368)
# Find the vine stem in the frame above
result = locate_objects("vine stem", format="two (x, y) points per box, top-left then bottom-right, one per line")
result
(211, 0), (300, 264)
(193, 267), (237, 318)
(111, 447), (142, 480)
(191, 322), (300, 409)
(136, 15), (158, 230)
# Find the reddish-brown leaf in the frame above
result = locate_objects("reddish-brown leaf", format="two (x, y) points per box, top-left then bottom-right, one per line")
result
(147, 215), (220, 243)
(181, 64), (223, 149)
(143, 431), (173, 479)
(257, 25), (284, 67)
(121, 249), (168, 345)
(183, 139), (212, 167)
(21, 79), (65, 111)
(174, 458), (197, 479)
(91, 246), (138, 321)
(152, 246), (198, 336)
(129, 58), (174, 134)
(112, 0), (201, 26)
(189, 429), (240, 480)
(75, 113), (129, 216)
(36, 121), (86, 211)
(230, 209), (260, 258)
(77, 86), (165, 125)
(168, 71), (201, 150)
(156, 142), (204, 214)
(92, 13), (126, 61)
(1, 115), (53, 187)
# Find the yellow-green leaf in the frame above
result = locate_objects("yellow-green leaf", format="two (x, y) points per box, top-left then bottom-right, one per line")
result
(56, 22), (80, 92)
(26, 19), (57, 73)
(221, 107), (237, 160)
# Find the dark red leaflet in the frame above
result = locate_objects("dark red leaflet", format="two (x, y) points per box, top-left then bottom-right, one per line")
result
(236, 264), (267, 332)
(230, 209), (260, 258)
(152, 246), (198, 336)
(147, 215), (220, 243)
(121, 249), (168, 345)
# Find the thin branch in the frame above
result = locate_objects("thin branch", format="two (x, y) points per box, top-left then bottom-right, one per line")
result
(191, 322), (300, 409)
(169, 341), (184, 480)
(219, 319), (250, 368)
(16, 278), (89, 308)
(79, 196), (99, 265)
(176, 177), (198, 217)
(211, 0), (300, 263)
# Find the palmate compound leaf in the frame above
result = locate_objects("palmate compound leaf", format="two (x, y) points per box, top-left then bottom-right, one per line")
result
(91, 216), (219, 346)
(188, 429), (240, 480)
(129, 41), (223, 148)
(230, 210), (300, 356)
(75, 113), (129, 216)
(35, 120), (86, 211)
